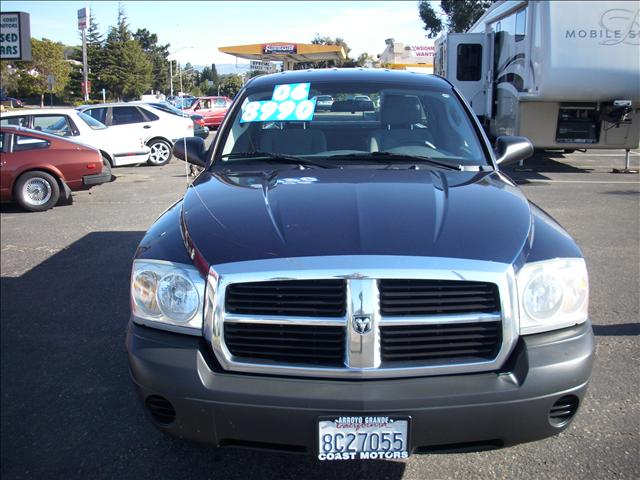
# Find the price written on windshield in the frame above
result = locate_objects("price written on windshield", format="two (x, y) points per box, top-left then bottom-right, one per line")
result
(240, 82), (317, 123)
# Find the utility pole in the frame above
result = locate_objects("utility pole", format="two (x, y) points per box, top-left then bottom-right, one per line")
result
(167, 47), (193, 97)
(77, 7), (90, 102)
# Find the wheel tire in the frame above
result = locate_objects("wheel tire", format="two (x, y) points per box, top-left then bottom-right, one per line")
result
(101, 155), (113, 181)
(147, 139), (172, 166)
(15, 171), (60, 212)
(563, 149), (575, 154)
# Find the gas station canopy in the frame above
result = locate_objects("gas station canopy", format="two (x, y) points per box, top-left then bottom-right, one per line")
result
(219, 42), (346, 70)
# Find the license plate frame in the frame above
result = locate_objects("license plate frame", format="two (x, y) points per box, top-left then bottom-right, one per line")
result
(316, 415), (411, 461)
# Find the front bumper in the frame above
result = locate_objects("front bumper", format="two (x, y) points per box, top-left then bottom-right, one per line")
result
(126, 321), (595, 454)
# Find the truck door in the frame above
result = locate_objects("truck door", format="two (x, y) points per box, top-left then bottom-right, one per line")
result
(446, 33), (489, 120)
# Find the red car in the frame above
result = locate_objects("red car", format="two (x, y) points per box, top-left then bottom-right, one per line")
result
(181, 96), (231, 129)
(0, 126), (110, 211)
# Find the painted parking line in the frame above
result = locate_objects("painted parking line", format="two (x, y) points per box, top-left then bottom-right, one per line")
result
(520, 179), (640, 184)
(569, 153), (640, 157)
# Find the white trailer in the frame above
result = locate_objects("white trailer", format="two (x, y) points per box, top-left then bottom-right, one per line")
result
(434, 0), (640, 154)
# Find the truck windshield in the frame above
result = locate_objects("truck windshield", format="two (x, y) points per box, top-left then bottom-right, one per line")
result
(216, 81), (487, 168)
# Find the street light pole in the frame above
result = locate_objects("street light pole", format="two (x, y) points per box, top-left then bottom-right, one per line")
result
(167, 46), (194, 98)
(169, 60), (173, 97)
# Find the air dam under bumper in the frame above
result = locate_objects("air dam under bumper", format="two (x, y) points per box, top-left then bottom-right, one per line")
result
(126, 321), (595, 454)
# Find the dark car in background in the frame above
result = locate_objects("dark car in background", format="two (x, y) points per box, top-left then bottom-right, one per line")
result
(0, 93), (24, 108)
(127, 69), (594, 460)
(144, 101), (210, 139)
(0, 126), (109, 211)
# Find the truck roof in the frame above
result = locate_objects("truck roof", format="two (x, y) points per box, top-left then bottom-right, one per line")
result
(247, 68), (452, 90)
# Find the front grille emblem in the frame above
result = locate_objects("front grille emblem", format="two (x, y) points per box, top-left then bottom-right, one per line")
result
(352, 314), (372, 335)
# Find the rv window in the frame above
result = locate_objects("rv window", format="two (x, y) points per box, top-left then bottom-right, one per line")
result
(515, 8), (527, 42)
(456, 44), (482, 82)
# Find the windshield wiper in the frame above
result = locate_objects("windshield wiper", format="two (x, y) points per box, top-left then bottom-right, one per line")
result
(220, 151), (338, 169)
(326, 152), (465, 171)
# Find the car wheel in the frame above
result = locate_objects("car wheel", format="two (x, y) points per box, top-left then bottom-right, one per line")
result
(101, 155), (113, 181)
(147, 139), (172, 166)
(15, 171), (60, 212)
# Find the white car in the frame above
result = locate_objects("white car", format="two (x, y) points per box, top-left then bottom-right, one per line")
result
(0, 108), (150, 168)
(78, 102), (194, 166)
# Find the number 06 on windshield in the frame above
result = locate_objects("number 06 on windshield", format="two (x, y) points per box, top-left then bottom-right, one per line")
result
(240, 82), (317, 123)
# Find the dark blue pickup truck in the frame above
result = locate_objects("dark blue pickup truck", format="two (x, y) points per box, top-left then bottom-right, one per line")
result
(126, 69), (594, 460)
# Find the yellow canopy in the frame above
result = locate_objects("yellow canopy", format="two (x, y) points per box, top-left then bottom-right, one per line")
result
(219, 42), (346, 69)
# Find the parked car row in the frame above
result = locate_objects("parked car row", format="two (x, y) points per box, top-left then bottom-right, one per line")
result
(0, 108), (149, 170)
(0, 125), (110, 211)
(0, 97), (219, 211)
(0, 92), (234, 211)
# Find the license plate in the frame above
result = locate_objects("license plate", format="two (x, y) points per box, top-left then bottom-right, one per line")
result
(317, 416), (410, 461)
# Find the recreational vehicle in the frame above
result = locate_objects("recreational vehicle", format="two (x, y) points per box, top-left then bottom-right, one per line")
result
(434, 0), (640, 152)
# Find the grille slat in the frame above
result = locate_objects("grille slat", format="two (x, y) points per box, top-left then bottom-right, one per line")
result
(379, 304), (497, 314)
(225, 333), (344, 344)
(382, 340), (499, 351)
(379, 279), (500, 316)
(382, 296), (497, 305)
(226, 280), (346, 317)
(381, 321), (502, 363)
(381, 325), (499, 335)
(382, 332), (498, 343)
(224, 340), (344, 352)
(381, 348), (496, 359)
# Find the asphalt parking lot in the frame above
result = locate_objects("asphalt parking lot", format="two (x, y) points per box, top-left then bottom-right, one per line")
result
(1, 149), (639, 480)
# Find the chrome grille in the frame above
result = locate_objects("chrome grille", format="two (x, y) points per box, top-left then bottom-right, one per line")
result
(206, 256), (518, 379)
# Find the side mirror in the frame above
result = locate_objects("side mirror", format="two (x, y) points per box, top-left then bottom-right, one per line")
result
(173, 137), (207, 167)
(494, 136), (534, 167)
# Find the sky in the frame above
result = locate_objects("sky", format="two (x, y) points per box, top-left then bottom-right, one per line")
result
(1, 1), (440, 67)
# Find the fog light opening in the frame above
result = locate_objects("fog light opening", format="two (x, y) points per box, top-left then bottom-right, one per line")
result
(549, 395), (579, 427)
(145, 395), (176, 425)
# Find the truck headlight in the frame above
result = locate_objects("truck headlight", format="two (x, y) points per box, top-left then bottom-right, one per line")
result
(131, 260), (205, 335)
(517, 258), (589, 335)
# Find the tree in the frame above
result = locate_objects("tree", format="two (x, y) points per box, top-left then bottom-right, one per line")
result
(177, 62), (199, 95)
(356, 53), (377, 68)
(17, 38), (71, 107)
(0, 62), (20, 95)
(101, 5), (152, 100)
(294, 35), (355, 69)
(217, 74), (243, 98)
(86, 12), (106, 93)
(418, 0), (493, 38)
(210, 64), (219, 86)
(134, 28), (170, 93)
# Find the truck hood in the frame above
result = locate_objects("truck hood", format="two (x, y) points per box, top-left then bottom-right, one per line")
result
(181, 168), (532, 267)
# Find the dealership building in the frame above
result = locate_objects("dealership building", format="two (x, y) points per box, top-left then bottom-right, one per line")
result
(378, 38), (434, 73)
